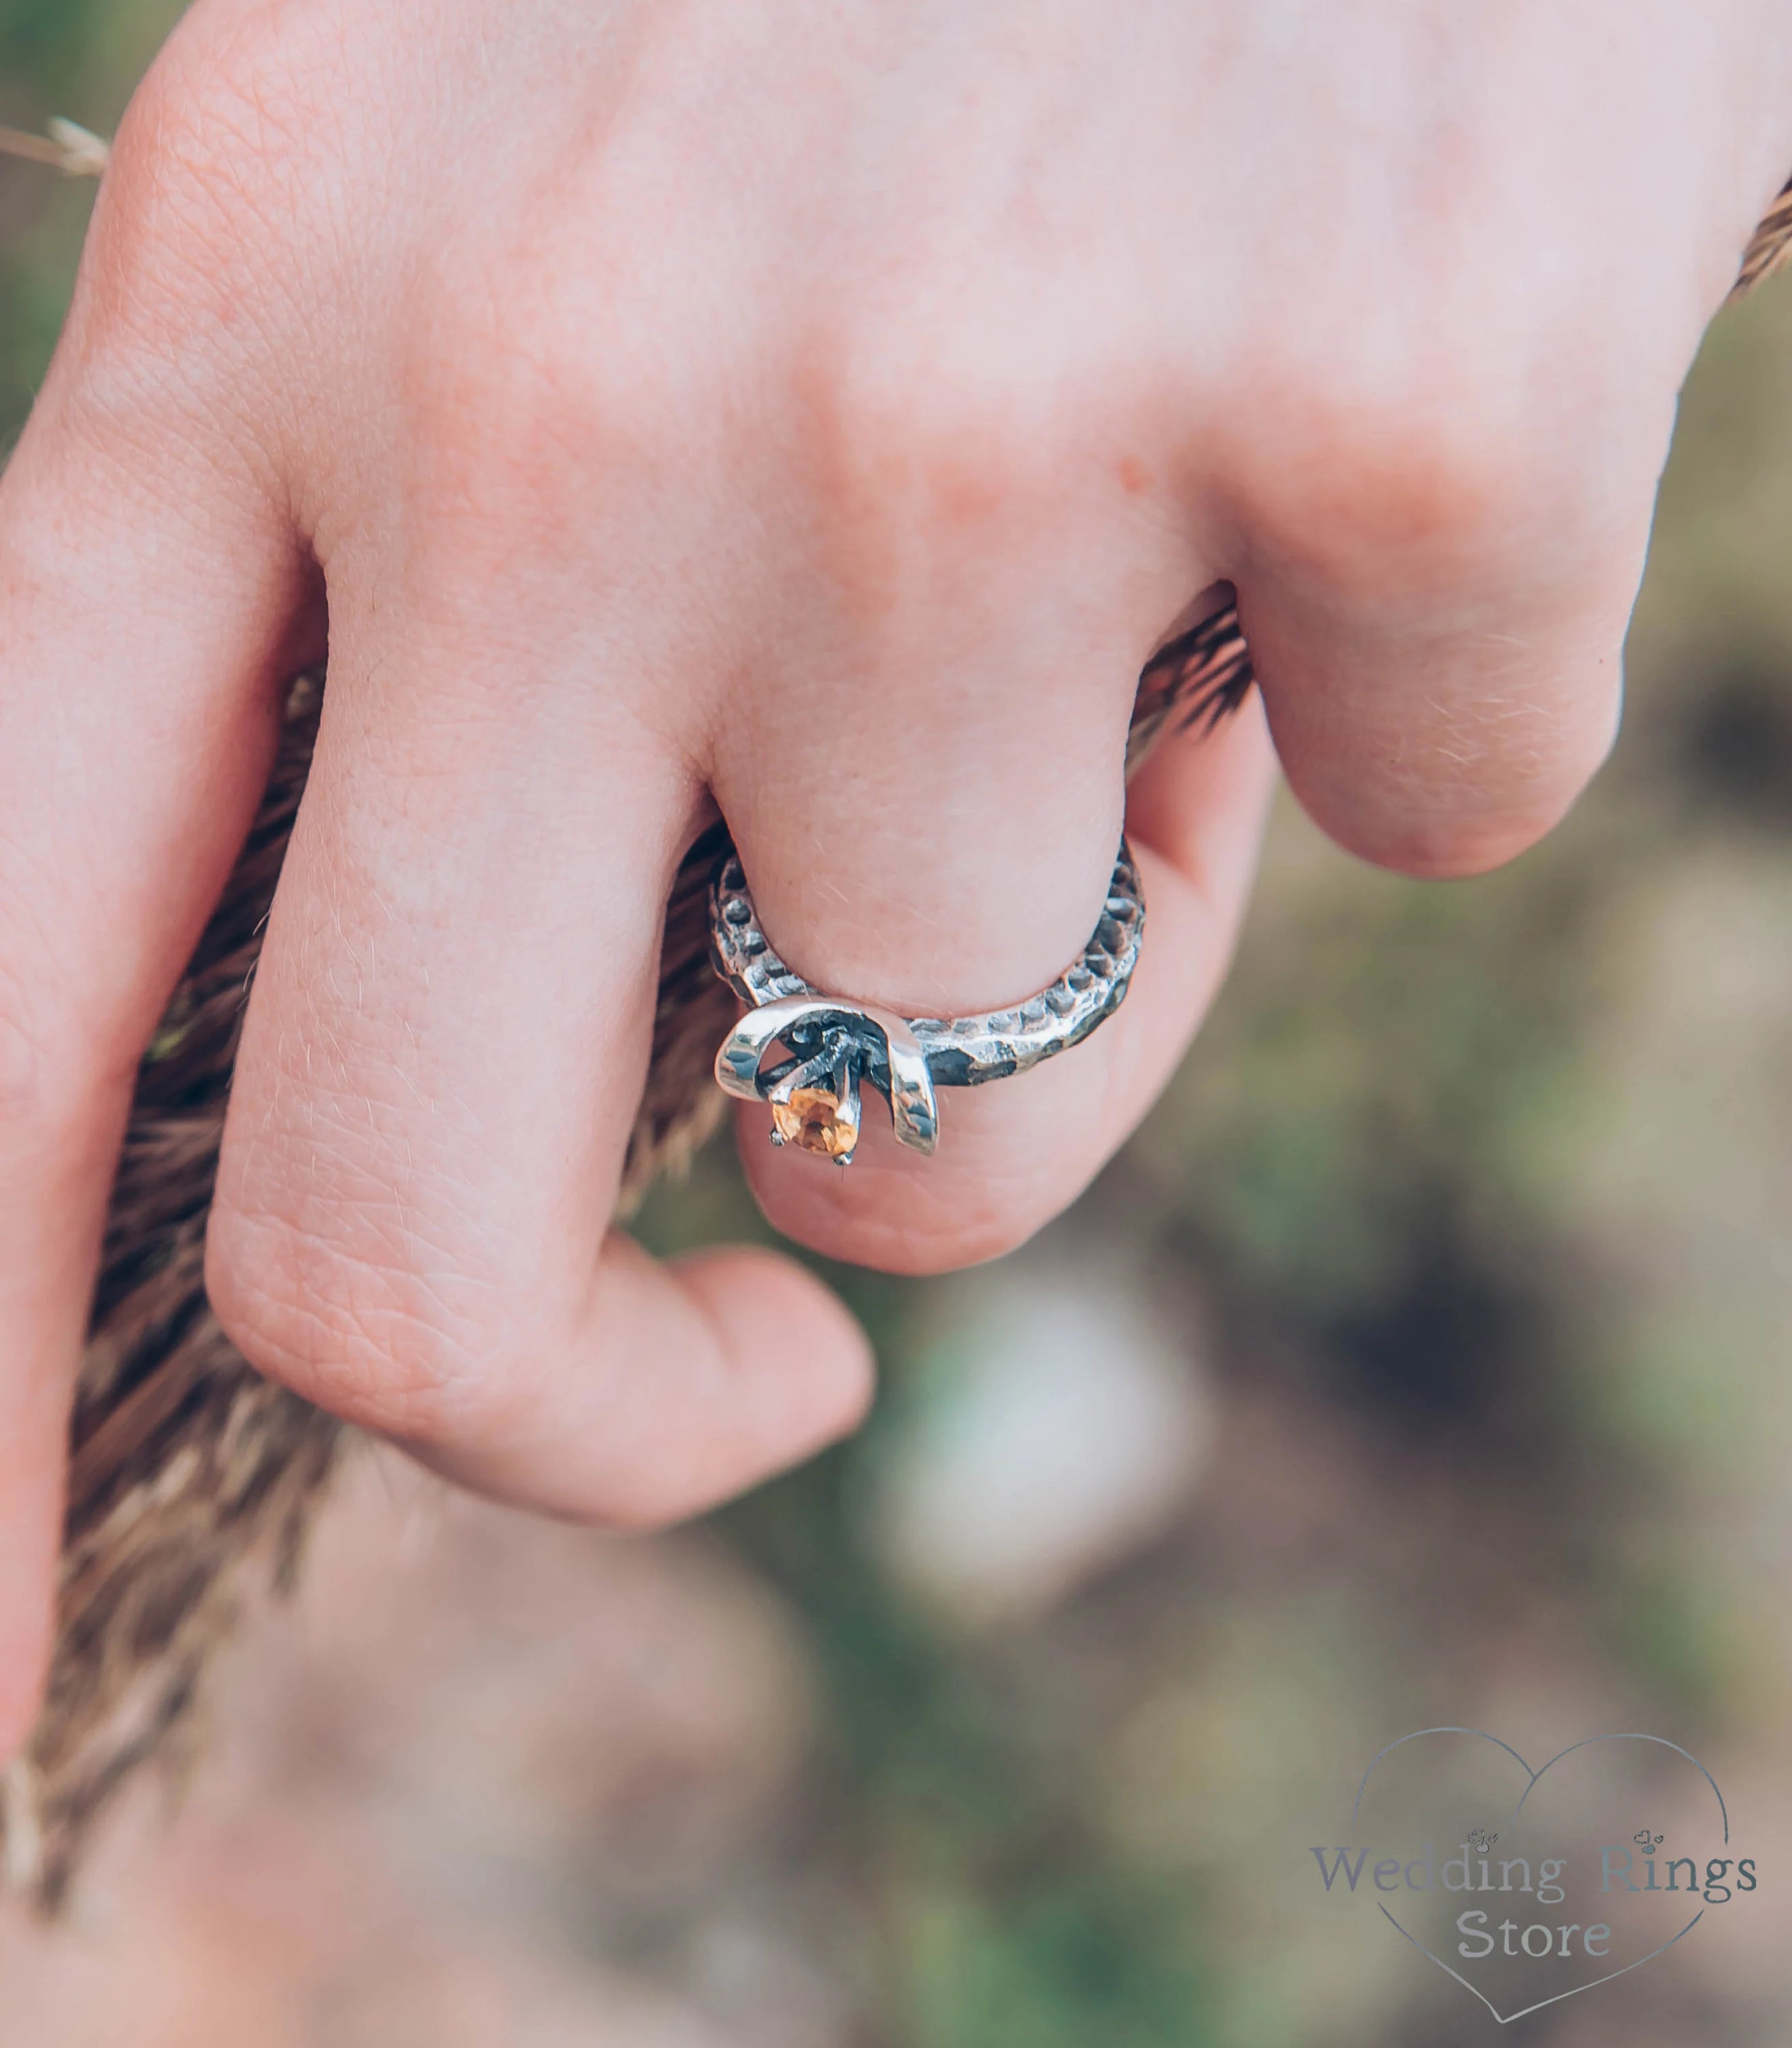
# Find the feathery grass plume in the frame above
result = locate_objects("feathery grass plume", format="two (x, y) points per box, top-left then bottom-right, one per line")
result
(0, 119), (109, 177)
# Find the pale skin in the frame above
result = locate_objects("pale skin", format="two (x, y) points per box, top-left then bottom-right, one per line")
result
(0, 0), (1788, 1753)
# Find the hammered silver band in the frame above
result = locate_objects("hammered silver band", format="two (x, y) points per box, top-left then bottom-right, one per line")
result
(709, 839), (1144, 1161)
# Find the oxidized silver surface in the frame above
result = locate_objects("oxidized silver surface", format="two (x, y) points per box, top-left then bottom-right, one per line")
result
(709, 839), (1144, 1159)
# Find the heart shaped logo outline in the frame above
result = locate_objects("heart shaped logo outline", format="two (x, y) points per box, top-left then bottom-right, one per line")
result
(1351, 1727), (1728, 2026)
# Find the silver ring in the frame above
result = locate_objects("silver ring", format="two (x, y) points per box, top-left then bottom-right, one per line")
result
(709, 839), (1143, 1161)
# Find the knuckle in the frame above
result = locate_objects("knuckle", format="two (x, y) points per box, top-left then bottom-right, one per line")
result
(386, 259), (693, 575)
(203, 1195), (515, 1449)
(1229, 373), (1548, 595)
(89, 59), (266, 330)
(1213, 244), (1673, 610)
(59, 6), (322, 439)
(801, 313), (1061, 547)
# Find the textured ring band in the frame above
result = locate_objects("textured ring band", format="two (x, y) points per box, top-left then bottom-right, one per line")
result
(709, 840), (1144, 1162)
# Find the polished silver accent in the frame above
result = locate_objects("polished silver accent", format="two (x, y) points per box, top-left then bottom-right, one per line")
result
(715, 995), (939, 1156)
(709, 839), (1143, 1158)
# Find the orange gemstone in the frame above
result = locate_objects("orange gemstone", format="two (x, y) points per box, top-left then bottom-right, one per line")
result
(771, 1085), (859, 1160)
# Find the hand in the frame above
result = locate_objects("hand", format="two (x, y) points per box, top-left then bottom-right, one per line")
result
(1, 0), (1787, 1750)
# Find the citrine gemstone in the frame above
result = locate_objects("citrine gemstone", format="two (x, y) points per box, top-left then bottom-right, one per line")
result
(771, 1086), (859, 1160)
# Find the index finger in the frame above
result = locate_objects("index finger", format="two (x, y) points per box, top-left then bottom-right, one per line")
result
(0, 373), (302, 1757)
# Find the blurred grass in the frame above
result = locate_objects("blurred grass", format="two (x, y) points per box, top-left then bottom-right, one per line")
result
(5, 15), (1792, 2047)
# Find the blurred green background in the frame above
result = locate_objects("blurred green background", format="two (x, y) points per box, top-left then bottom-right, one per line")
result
(4, 11), (1791, 2046)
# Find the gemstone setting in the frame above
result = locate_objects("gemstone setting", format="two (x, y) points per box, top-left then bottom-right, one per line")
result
(770, 1085), (860, 1160)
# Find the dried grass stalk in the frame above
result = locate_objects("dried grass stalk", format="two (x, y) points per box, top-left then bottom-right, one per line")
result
(2, 186), (1789, 1909)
